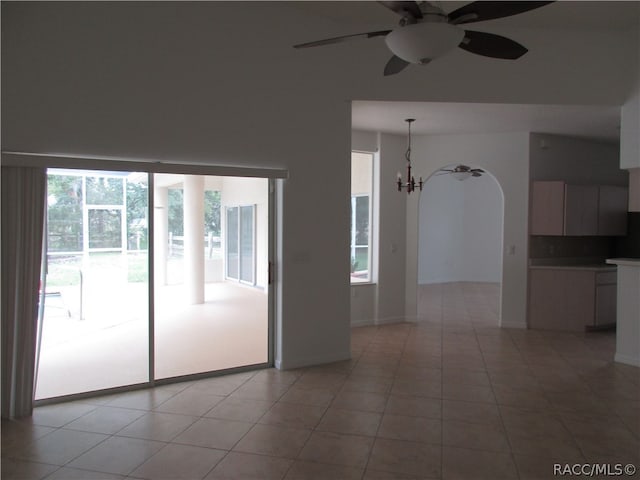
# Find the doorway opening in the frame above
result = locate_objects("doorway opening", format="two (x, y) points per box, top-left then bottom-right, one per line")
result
(417, 166), (504, 325)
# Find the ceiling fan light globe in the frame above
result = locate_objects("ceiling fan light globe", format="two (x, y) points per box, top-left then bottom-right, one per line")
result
(385, 22), (465, 64)
(451, 171), (472, 181)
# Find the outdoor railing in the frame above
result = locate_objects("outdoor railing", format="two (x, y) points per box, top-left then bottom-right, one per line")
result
(168, 233), (221, 258)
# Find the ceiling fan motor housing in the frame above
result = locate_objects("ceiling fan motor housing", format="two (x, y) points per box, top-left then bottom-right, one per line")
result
(385, 22), (465, 64)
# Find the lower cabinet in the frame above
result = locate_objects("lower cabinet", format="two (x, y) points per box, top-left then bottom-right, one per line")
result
(528, 268), (617, 331)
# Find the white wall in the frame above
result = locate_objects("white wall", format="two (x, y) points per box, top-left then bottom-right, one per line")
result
(418, 172), (503, 284)
(407, 133), (530, 328)
(620, 12), (640, 210)
(350, 285), (376, 327)
(462, 176), (503, 282)
(529, 133), (625, 185)
(621, 20), (640, 171)
(419, 175), (465, 283)
(2, 3), (638, 367)
(352, 131), (378, 155)
(621, 88), (640, 172)
(376, 133), (408, 323)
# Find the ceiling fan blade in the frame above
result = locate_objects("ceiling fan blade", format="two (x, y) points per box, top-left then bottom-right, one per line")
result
(293, 30), (392, 49)
(378, 1), (423, 19)
(384, 55), (411, 76)
(448, 1), (553, 25)
(472, 172), (483, 177)
(459, 30), (528, 59)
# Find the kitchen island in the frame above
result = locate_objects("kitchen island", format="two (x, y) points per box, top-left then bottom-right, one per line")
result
(606, 258), (640, 367)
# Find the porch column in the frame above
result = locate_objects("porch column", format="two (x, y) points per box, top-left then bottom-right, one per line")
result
(154, 185), (169, 286)
(184, 176), (205, 304)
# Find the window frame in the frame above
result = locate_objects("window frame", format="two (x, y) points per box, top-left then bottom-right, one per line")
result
(350, 151), (375, 284)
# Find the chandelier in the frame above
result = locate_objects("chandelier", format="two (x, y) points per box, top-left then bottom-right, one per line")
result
(397, 118), (423, 194)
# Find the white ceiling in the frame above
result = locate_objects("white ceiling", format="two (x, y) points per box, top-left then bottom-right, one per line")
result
(334, 1), (637, 143)
(292, 1), (639, 31)
(351, 101), (622, 142)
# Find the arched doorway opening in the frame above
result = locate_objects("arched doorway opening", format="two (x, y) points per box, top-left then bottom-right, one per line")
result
(417, 165), (504, 326)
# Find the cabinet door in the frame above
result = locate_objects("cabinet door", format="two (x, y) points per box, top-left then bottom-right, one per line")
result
(528, 269), (596, 331)
(598, 186), (628, 236)
(528, 269), (564, 329)
(530, 181), (565, 235)
(564, 185), (599, 236)
(595, 284), (617, 326)
(564, 270), (595, 330)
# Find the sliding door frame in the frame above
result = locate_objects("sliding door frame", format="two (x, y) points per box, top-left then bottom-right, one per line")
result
(148, 173), (157, 389)
(3, 152), (285, 405)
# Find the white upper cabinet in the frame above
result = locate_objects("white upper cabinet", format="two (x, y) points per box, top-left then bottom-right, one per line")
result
(531, 181), (628, 236)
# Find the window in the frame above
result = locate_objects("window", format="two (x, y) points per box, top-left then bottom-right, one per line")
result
(351, 151), (374, 283)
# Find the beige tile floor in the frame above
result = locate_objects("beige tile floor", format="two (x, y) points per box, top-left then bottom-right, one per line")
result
(3, 282), (640, 479)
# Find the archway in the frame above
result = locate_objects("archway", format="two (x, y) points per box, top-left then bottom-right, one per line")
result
(417, 165), (504, 325)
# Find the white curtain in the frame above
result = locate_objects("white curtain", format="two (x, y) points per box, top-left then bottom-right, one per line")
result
(1, 166), (46, 418)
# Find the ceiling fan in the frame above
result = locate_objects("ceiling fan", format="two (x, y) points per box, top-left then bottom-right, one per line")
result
(437, 165), (485, 180)
(293, 1), (553, 76)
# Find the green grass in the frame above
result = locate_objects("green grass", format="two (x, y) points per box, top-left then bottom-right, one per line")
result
(352, 249), (369, 272)
(46, 252), (148, 286)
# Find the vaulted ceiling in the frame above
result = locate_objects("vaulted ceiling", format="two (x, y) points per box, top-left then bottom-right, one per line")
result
(295, 1), (638, 143)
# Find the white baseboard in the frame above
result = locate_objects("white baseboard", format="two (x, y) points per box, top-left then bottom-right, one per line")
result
(500, 320), (527, 329)
(375, 316), (409, 325)
(275, 349), (351, 371)
(350, 318), (375, 328)
(352, 315), (522, 329)
(351, 316), (419, 328)
(614, 353), (640, 367)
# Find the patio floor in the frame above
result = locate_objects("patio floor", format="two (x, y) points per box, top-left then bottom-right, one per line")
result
(35, 282), (268, 400)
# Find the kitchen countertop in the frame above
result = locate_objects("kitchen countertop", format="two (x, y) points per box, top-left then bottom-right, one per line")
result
(606, 258), (640, 267)
(529, 264), (616, 271)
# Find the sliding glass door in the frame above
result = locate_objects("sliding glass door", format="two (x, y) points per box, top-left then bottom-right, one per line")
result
(35, 169), (149, 399)
(154, 175), (269, 380)
(35, 169), (272, 400)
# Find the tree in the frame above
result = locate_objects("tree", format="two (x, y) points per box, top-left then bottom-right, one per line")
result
(204, 190), (221, 236)
(168, 188), (184, 236)
(167, 188), (221, 237)
(47, 174), (83, 252)
(126, 179), (148, 250)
